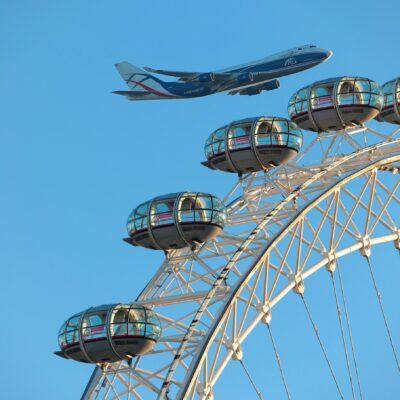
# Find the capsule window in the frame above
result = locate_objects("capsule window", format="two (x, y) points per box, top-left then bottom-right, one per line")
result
(228, 125), (251, 151)
(82, 312), (107, 341)
(205, 128), (226, 159)
(311, 84), (334, 110)
(151, 200), (174, 227)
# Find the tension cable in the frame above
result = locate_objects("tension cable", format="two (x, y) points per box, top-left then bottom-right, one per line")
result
(238, 358), (264, 400)
(365, 255), (400, 372)
(300, 294), (344, 399)
(330, 271), (356, 400)
(266, 323), (292, 400)
(337, 262), (363, 399)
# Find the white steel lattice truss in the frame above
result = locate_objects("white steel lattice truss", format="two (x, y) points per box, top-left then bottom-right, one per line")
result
(82, 125), (400, 400)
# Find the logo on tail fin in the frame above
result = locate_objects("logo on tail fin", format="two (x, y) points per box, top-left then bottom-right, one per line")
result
(114, 62), (180, 98)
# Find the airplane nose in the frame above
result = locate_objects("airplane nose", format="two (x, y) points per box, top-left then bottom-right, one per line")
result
(325, 50), (333, 59)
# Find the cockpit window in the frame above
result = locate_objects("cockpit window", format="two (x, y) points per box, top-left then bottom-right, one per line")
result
(310, 45), (316, 48)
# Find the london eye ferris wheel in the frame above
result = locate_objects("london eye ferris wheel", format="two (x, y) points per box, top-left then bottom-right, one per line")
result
(55, 75), (400, 399)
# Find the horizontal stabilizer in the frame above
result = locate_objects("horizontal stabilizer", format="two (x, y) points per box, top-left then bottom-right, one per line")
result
(113, 90), (151, 97)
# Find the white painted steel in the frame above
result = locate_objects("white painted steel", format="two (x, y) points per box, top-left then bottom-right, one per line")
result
(81, 125), (400, 400)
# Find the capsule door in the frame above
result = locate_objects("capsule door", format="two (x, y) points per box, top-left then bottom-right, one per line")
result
(227, 123), (260, 172)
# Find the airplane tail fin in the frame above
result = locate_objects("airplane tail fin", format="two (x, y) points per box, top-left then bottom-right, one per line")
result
(114, 61), (165, 91)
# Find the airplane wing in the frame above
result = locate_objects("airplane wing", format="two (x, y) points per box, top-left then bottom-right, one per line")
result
(144, 66), (234, 82)
(143, 67), (198, 80)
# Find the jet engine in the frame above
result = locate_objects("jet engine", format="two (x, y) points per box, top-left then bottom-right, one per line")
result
(230, 79), (281, 96)
(237, 72), (255, 83)
(262, 79), (280, 91)
(198, 73), (216, 82)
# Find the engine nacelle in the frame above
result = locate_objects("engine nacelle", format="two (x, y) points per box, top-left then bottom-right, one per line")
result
(262, 79), (280, 91)
(237, 72), (254, 83)
(198, 73), (216, 82)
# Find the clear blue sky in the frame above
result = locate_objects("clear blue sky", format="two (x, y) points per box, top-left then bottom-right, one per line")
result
(1, 1), (400, 398)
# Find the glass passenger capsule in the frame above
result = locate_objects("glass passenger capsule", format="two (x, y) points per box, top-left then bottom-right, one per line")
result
(125, 192), (227, 250)
(202, 117), (303, 174)
(376, 78), (400, 124)
(55, 304), (161, 364)
(288, 77), (383, 132)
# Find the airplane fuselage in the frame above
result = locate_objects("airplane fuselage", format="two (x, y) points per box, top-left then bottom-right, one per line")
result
(115, 45), (332, 100)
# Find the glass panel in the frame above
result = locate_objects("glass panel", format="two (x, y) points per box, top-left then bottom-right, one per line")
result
(58, 333), (67, 347)
(195, 209), (212, 222)
(228, 126), (251, 151)
(82, 311), (107, 340)
(354, 79), (371, 92)
(212, 211), (226, 225)
(111, 323), (127, 336)
(146, 310), (160, 325)
(271, 120), (289, 133)
(212, 197), (224, 211)
(385, 94), (394, 107)
(196, 195), (213, 210)
(129, 308), (146, 323)
(135, 202), (149, 217)
(113, 309), (128, 324)
(288, 94), (297, 106)
(298, 88), (308, 100)
(287, 135), (303, 149)
(371, 93), (383, 107)
(311, 83), (334, 109)
(214, 128), (226, 140)
(370, 81), (381, 94)
(179, 209), (195, 223)
(151, 200), (174, 227)
(288, 104), (296, 117)
(271, 133), (287, 145)
(383, 81), (395, 94)
(205, 144), (213, 158)
(66, 314), (81, 331)
(134, 216), (148, 231)
(153, 201), (173, 214)
(146, 324), (161, 340)
(180, 195), (197, 210)
(255, 133), (271, 146)
(128, 322), (145, 336)
(66, 330), (79, 344)
(212, 141), (225, 155)
(338, 93), (354, 106)
(338, 80), (355, 94)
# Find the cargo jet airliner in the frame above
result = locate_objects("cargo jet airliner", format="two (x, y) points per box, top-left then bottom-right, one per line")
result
(114, 45), (332, 101)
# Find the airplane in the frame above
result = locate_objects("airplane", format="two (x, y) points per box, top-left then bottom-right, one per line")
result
(113, 44), (332, 101)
